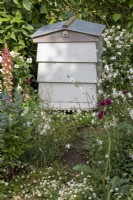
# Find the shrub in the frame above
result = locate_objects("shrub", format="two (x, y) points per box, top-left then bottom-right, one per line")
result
(0, 92), (33, 176)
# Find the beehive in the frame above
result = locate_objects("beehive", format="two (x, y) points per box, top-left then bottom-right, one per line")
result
(31, 16), (105, 110)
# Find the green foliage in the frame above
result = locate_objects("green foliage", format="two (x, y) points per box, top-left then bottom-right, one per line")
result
(0, 11), (33, 52)
(23, 110), (87, 167)
(0, 50), (37, 178)
(0, 92), (33, 176)
(113, 13), (121, 22)
(73, 119), (133, 199)
(0, 0), (132, 55)
(11, 52), (33, 91)
(23, 0), (32, 11)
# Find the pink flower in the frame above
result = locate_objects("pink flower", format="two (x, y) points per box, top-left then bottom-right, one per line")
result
(105, 99), (112, 105)
(97, 110), (106, 119)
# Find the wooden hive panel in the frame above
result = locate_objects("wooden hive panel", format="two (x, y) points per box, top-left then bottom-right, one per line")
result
(37, 63), (97, 83)
(38, 83), (97, 109)
(37, 42), (97, 63)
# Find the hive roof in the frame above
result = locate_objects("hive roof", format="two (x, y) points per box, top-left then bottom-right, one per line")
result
(31, 19), (105, 38)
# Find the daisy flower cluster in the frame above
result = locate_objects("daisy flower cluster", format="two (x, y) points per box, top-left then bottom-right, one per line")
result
(1, 166), (131, 200)
(2, 168), (99, 200)
(98, 26), (133, 100)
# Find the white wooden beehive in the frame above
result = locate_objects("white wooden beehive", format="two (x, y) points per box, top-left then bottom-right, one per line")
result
(31, 17), (105, 110)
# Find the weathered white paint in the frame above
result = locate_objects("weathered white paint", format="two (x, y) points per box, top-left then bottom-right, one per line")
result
(38, 83), (97, 109)
(37, 42), (97, 62)
(37, 63), (97, 83)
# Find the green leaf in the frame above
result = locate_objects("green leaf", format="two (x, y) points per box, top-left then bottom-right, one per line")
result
(0, 17), (11, 22)
(77, 13), (82, 19)
(129, 1), (133, 8)
(11, 17), (24, 24)
(110, 176), (129, 189)
(40, 3), (46, 14)
(11, 32), (17, 41)
(69, 0), (76, 5)
(4, 25), (12, 31)
(73, 164), (90, 172)
(23, 0), (32, 11)
(22, 24), (34, 31)
(73, 164), (100, 175)
(22, 29), (29, 37)
(113, 13), (121, 22)
(110, 176), (120, 189)
(127, 21), (133, 29)
(13, 0), (20, 6)
(0, 11), (10, 18)
(0, 30), (4, 34)
(49, 18), (56, 24)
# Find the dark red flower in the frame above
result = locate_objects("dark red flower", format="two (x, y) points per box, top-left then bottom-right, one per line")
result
(99, 101), (106, 106)
(122, 90), (128, 95)
(98, 113), (103, 119)
(105, 99), (112, 105)
(97, 110), (106, 119)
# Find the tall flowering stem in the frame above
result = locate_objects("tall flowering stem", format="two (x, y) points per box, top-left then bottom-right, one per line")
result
(2, 44), (13, 100)
(103, 132), (112, 200)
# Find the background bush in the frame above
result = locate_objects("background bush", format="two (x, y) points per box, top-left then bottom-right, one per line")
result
(0, 0), (132, 54)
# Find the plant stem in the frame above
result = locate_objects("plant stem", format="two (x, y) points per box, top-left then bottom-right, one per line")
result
(103, 133), (112, 199)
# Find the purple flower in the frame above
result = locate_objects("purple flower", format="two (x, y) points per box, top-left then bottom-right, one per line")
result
(105, 99), (112, 105)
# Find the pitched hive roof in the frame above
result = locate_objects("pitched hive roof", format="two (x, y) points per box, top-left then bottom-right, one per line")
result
(31, 18), (105, 38)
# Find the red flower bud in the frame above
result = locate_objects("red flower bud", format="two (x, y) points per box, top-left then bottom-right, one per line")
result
(26, 78), (31, 84)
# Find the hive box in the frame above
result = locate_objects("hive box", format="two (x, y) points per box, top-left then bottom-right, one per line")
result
(31, 17), (105, 110)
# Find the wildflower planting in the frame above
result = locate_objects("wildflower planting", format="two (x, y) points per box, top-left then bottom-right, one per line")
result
(0, 26), (133, 200)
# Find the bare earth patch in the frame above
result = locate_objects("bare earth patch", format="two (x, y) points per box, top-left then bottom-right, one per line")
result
(61, 139), (89, 169)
